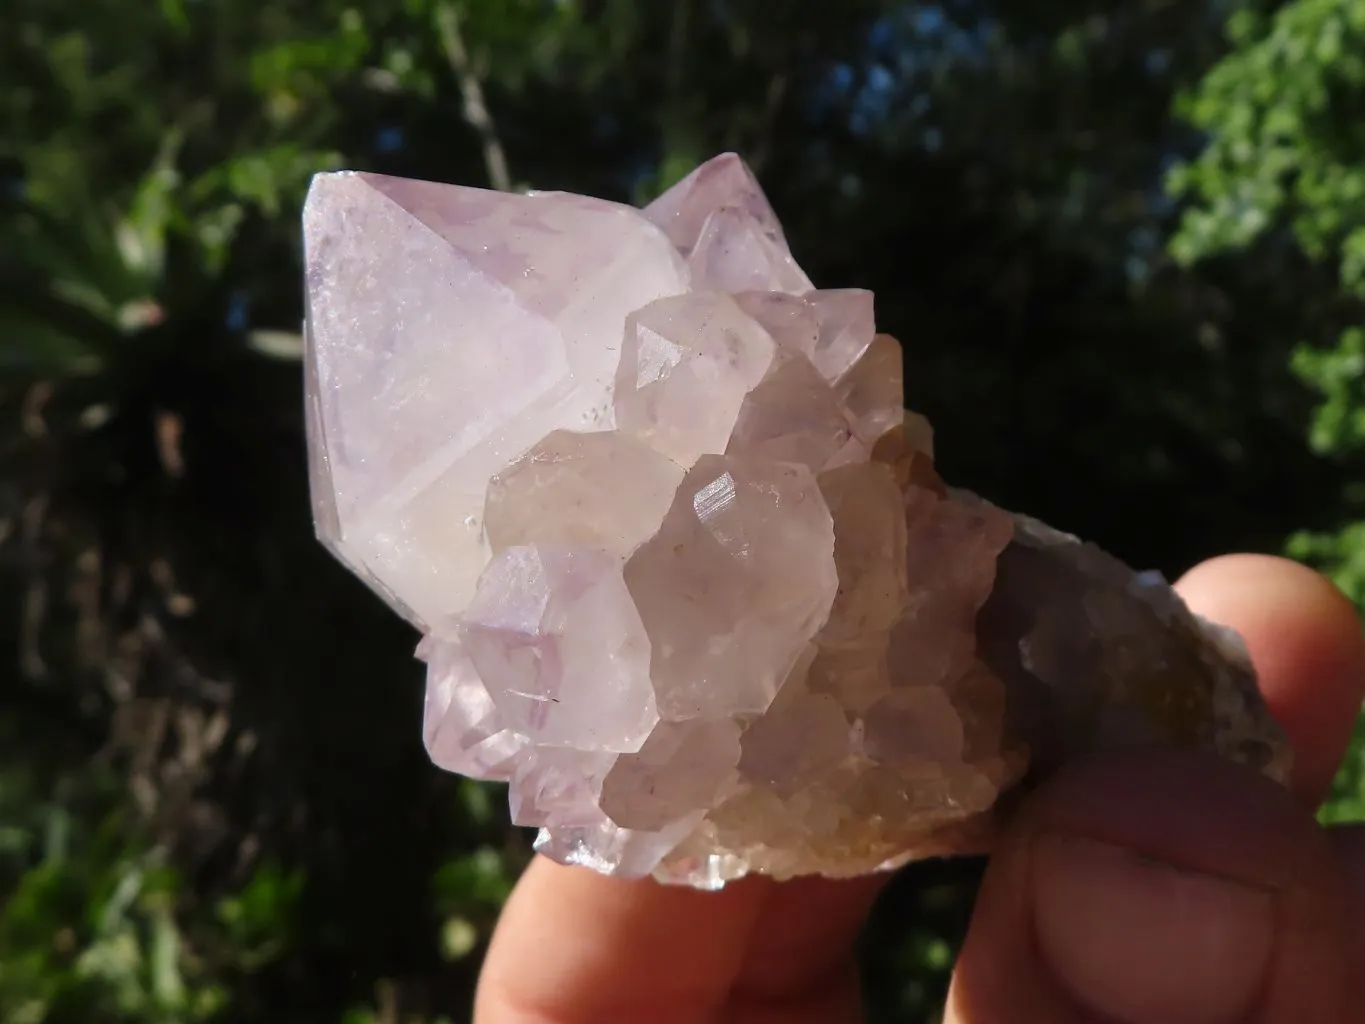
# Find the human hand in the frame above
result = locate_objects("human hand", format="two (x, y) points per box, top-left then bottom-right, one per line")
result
(474, 554), (1365, 1023)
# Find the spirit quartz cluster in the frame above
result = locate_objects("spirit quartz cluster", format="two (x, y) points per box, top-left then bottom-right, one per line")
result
(302, 155), (1290, 887)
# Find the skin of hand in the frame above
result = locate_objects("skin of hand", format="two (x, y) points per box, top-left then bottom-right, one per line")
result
(473, 555), (1365, 1024)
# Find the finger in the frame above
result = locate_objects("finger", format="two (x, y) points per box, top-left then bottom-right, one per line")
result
(946, 750), (1352, 1023)
(1175, 554), (1365, 805)
(1329, 824), (1365, 1006)
(474, 854), (884, 1024)
(475, 859), (765, 1024)
(726, 871), (886, 1017)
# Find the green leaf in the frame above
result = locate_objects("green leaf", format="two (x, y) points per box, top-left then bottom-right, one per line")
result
(159, 0), (189, 32)
(0, 306), (104, 376)
(149, 911), (186, 1010)
(247, 329), (304, 360)
(439, 916), (479, 961)
(116, 153), (182, 282)
(433, 847), (514, 909)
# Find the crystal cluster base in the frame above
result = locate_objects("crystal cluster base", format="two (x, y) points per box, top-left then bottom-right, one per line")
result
(303, 155), (1290, 888)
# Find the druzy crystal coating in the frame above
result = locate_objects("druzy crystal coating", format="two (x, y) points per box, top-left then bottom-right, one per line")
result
(303, 155), (1290, 887)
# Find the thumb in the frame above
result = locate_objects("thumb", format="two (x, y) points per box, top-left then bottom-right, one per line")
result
(945, 751), (1351, 1023)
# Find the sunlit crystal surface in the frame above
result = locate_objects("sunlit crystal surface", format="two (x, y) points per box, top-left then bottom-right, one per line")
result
(307, 154), (1291, 888)
(733, 289), (876, 382)
(624, 455), (838, 721)
(303, 172), (688, 625)
(836, 333), (907, 446)
(614, 292), (775, 466)
(600, 719), (742, 830)
(688, 205), (814, 294)
(643, 152), (788, 257)
(418, 636), (528, 781)
(460, 545), (657, 753)
(726, 353), (854, 472)
(484, 430), (683, 556)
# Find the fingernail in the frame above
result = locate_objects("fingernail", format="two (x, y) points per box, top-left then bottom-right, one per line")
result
(1031, 833), (1276, 1023)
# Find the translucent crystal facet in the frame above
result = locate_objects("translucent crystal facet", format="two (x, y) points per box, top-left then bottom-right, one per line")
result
(836, 333), (906, 445)
(643, 152), (788, 257)
(643, 153), (811, 294)
(600, 719), (742, 830)
(303, 172), (688, 625)
(688, 206), (814, 294)
(419, 636), (528, 781)
(484, 430), (684, 556)
(460, 545), (657, 753)
(735, 290), (877, 382)
(727, 353), (854, 472)
(614, 292), (775, 466)
(623, 455), (838, 721)
(305, 154), (1291, 888)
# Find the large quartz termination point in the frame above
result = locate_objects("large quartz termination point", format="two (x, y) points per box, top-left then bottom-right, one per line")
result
(303, 155), (1291, 889)
(303, 172), (689, 625)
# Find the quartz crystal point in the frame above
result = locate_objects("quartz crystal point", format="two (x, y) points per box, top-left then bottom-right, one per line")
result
(303, 155), (1291, 889)
(303, 173), (688, 624)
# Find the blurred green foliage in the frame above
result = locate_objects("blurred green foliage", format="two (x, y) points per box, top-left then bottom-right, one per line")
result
(2, 0), (1363, 1020)
(1169, 0), (1365, 824)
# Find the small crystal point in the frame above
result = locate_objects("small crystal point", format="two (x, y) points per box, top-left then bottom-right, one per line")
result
(688, 205), (814, 294)
(727, 353), (854, 472)
(836, 333), (906, 446)
(623, 455), (838, 720)
(509, 748), (618, 827)
(644, 154), (811, 294)
(534, 813), (703, 877)
(810, 290), (876, 381)
(733, 292), (819, 356)
(305, 158), (1291, 890)
(644, 153), (788, 257)
(614, 292), (776, 466)
(461, 545), (658, 753)
(731, 288), (877, 382)
(419, 637), (529, 781)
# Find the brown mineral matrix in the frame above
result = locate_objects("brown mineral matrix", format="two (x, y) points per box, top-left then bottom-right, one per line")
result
(304, 154), (1291, 889)
(976, 514), (1291, 784)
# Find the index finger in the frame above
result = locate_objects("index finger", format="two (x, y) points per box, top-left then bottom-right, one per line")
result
(1176, 554), (1365, 805)
(474, 862), (884, 1024)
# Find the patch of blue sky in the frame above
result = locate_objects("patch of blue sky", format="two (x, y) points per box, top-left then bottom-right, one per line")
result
(374, 126), (405, 155)
(226, 290), (251, 332)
